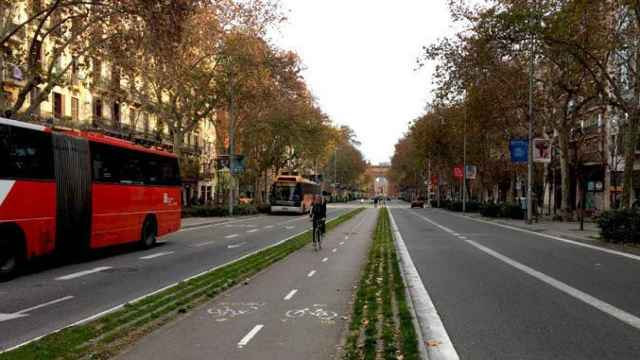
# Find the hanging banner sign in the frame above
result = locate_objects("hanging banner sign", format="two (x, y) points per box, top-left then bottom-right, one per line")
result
(453, 165), (464, 179)
(509, 139), (528, 163)
(465, 165), (477, 180)
(533, 138), (551, 163)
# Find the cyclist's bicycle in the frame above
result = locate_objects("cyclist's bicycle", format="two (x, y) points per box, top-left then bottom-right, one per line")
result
(312, 218), (323, 251)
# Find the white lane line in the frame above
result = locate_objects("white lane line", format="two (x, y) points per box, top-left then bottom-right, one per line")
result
(388, 210), (457, 360)
(465, 238), (640, 330)
(55, 267), (113, 281)
(247, 229), (259, 233)
(225, 234), (239, 239)
(1, 211), (353, 354)
(339, 241), (345, 245)
(139, 251), (174, 260)
(264, 225), (274, 229)
(283, 289), (298, 300)
(238, 324), (264, 348)
(415, 211), (640, 332)
(227, 242), (247, 249)
(194, 241), (216, 247)
(438, 209), (640, 262)
(332, 248), (337, 253)
(179, 216), (262, 232)
(285, 226), (295, 229)
(307, 270), (316, 277)
(0, 296), (75, 322)
(322, 257), (328, 262)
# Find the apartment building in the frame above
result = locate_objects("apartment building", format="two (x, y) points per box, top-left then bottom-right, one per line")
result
(1, 1), (217, 205)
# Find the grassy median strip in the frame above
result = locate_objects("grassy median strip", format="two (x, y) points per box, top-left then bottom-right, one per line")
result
(0, 208), (364, 360)
(343, 208), (419, 360)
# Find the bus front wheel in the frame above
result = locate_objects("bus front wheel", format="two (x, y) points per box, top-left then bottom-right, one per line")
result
(0, 228), (23, 281)
(140, 217), (158, 249)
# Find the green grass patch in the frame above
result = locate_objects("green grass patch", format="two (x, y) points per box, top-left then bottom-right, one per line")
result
(343, 208), (419, 360)
(1, 208), (364, 360)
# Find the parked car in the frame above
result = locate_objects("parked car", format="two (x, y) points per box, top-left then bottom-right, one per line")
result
(411, 199), (424, 208)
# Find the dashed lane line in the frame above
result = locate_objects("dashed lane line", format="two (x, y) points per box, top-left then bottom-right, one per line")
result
(247, 229), (259, 233)
(307, 270), (316, 277)
(237, 324), (264, 348)
(55, 267), (113, 281)
(225, 234), (239, 239)
(139, 251), (174, 260)
(322, 257), (328, 263)
(332, 248), (337, 253)
(283, 289), (298, 301)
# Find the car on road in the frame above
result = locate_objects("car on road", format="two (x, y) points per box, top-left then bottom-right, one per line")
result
(410, 199), (424, 208)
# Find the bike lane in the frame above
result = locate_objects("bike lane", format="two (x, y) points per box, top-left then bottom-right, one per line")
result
(116, 208), (377, 360)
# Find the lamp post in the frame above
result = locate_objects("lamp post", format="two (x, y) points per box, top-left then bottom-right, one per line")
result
(463, 93), (468, 214)
(526, 2), (536, 224)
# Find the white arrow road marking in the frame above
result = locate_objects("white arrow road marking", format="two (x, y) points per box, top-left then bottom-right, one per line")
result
(227, 242), (247, 249)
(0, 296), (74, 323)
(283, 289), (298, 300)
(238, 324), (264, 348)
(225, 234), (239, 239)
(0, 180), (15, 207)
(56, 267), (112, 281)
(140, 251), (174, 260)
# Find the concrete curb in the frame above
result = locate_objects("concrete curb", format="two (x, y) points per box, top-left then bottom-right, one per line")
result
(388, 209), (459, 360)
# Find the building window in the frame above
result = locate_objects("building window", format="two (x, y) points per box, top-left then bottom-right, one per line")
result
(112, 102), (121, 126)
(93, 98), (103, 125)
(71, 97), (79, 122)
(143, 113), (149, 134)
(53, 92), (63, 119)
(129, 108), (136, 129)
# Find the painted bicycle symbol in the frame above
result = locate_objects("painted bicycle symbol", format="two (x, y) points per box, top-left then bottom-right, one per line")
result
(207, 302), (264, 322)
(285, 304), (338, 321)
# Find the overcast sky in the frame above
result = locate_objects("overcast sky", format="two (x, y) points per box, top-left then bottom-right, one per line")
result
(271, 1), (455, 165)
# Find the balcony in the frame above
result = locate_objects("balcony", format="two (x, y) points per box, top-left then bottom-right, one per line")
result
(1, 63), (26, 88)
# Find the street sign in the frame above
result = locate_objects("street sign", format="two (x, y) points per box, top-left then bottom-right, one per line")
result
(533, 138), (551, 163)
(465, 165), (477, 180)
(509, 139), (528, 163)
(231, 155), (245, 174)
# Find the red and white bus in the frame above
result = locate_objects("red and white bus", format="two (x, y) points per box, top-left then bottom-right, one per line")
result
(0, 117), (182, 279)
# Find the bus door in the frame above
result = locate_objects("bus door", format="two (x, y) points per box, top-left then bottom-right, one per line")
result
(52, 133), (92, 255)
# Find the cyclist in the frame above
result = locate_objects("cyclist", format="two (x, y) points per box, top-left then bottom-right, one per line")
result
(310, 195), (326, 249)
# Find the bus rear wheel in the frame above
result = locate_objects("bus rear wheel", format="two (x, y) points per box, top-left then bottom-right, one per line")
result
(0, 236), (21, 281)
(140, 218), (157, 249)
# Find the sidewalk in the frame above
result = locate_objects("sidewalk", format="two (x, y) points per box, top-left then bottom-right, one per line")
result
(118, 209), (377, 360)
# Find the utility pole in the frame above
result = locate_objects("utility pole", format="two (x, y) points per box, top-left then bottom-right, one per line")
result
(228, 71), (235, 216)
(526, 1), (536, 224)
(463, 94), (467, 214)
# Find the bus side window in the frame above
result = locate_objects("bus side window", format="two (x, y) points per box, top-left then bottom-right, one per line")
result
(91, 143), (119, 183)
(0, 124), (54, 180)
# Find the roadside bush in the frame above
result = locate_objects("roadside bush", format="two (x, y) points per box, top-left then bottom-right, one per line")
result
(499, 203), (524, 220)
(480, 203), (501, 218)
(597, 209), (640, 243)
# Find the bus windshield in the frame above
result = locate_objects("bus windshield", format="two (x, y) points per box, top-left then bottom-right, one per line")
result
(271, 183), (301, 202)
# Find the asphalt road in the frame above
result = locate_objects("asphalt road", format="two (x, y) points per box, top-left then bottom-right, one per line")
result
(0, 206), (354, 351)
(389, 203), (640, 360)
(117, 208), (377, 360)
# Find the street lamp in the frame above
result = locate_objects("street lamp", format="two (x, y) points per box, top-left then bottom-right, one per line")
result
(526, 1), (536, 224)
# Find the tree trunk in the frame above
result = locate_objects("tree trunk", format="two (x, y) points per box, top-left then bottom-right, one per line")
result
(621, 112), (639, 208)
(558, 125), (573, 220)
